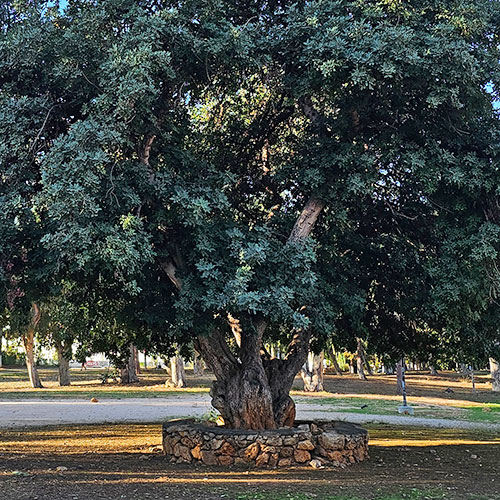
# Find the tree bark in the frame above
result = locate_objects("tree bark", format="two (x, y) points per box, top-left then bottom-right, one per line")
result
(164, 196), (324, 429)
(135, 346), (141, 374)
(193, 350), (205, 376)
(356, 352), (367, 380)
(490, 358), (500, 392)
(22, 303), (43, 389)
(329, 346), (343, 376)
(120, 344), (139, 384)
(356, 338), (369, 379)
(55, 340), (71, 386)
(349, 357), (356, 374)
(170, 356), (187, 387)
(396, 359), (404, 395)
(0, 333), (3, 368)
(301, 351), (324, 391)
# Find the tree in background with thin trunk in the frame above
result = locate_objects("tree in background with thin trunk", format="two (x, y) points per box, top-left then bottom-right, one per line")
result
(490, 358), (500, 392)
(301, 351), (324, 392)
(169, 356), (187, 388)
(22, 303), (43, 389)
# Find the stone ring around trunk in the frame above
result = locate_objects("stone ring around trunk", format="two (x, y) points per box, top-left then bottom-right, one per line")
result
(162, 419), (369, 468)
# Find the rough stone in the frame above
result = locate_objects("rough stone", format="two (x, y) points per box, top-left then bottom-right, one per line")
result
(218, 441), (236, 456)
(293, 449), (311, 463)
(218, 455), (234, 466)
(279, 447), (294, 458)
(174, 444), (192, 462)
(211, 439), (223, 450)
(310, 423), (320, 434)
(181, 437), (194, 448)
(318, 431), (345, 451)
(255, 452), (270, 466)
(297, 440), (315, 451)
(264, 435), (283, 447)
(283, 436), (298, 446)
(278, 458), (292, 467)
(201, 450), (218, 465)
(327, 450), (343, 462)
(191, 444), (202, 460)
(244, 442), (260, 460)
(268, 453), (279, 467)
(260, 445), (277, 454)
(309, 458), (323, 469)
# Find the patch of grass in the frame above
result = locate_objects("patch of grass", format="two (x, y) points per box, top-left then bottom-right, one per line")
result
(0, 388), (208, 399)
(457, 403), (500, 423)
(297, 396), (500, 424)
(234, 488), (448, 500)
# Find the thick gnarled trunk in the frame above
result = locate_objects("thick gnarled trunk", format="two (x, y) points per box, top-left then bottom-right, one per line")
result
(490, 358), (500, 392)
(166, 196), (324, 429)
(56, 340), (71, 386)
(197, 324), (310, 430)
(301, 352), (324, 391)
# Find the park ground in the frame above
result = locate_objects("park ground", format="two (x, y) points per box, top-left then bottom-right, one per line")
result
(0, 367), (499, 499)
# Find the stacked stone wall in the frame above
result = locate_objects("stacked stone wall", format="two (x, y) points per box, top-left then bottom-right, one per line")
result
(162, 419), (368, 468)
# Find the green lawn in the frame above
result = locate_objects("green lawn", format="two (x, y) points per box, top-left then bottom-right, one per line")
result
(296, 396), (500, 424)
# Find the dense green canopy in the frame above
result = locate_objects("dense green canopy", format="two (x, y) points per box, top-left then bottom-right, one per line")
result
(1, 0), (500, 426)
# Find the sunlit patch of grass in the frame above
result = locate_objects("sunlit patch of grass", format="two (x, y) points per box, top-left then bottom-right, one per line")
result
(0, 367), (211, 398)
(295, 395), (500, 424)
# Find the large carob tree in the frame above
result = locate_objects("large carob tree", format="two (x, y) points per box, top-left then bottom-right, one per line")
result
(2, 0), (500, 426)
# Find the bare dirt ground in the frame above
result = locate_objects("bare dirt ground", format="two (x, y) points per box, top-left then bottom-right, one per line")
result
(0, 423), (498, 500)
(1, 368), (499, 499)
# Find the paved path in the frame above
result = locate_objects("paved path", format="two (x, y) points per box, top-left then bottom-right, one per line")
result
(1, 395), (499, 431)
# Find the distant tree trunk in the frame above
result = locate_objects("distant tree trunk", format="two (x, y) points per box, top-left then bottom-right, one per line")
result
(0, 333), (3, 368)
(349, 357), (356, 374)
(120, 344), (139, 384)
(193, 350), (205, 376)
(329, 346), (343, 376)
(134, 346), (140, 374)
(357, 339), (373, 376)
(490, 358), (500, 392)
(356, 339), (367, 380)
(396, 359), (405, 395)
(22, 303), (43, 389)
(458, 362), (468, 376)
(301, 352), (324, 391)
(170, 356), (187, 387)
(429, 365), (438, 376)
(55, 340), (71, 386)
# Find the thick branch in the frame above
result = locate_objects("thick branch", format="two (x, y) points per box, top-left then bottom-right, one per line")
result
(139, 133), (156, 183)
(288, 197), (326, 243)
(160, 257), (182, 291)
